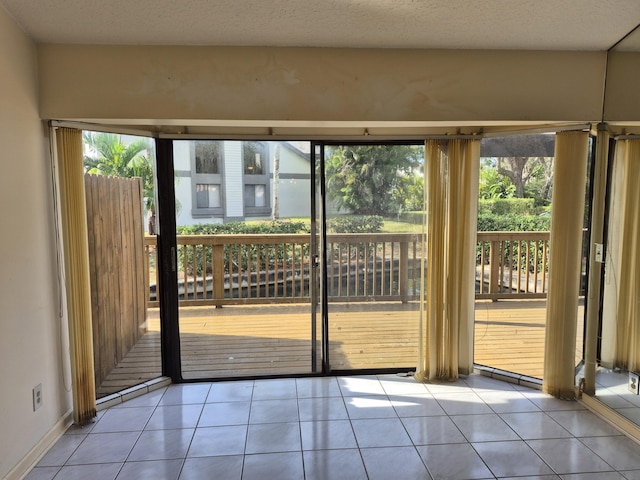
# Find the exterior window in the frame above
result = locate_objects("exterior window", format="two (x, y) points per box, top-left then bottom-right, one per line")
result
(196, 142), (221, 173)
(196, 184), (221, 208)
(243, 141), (270, 216)
(192, 141), (224, 217)
(244, 184), (266, 208)
(244, 141), (265, 174)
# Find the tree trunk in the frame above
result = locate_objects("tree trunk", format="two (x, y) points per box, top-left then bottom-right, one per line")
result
(497, 156), (529, 198)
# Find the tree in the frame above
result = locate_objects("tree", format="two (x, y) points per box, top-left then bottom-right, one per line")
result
(324, 145), (423, 216)
(479, 158), (516, 200)
(495, 156), (538, 198)
(527, 157), (554, 204)
(83, 131), (156, 231)
(480, 134), (555, 204)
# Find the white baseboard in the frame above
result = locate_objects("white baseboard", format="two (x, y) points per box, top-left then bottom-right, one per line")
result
(2, 410), (73, 480)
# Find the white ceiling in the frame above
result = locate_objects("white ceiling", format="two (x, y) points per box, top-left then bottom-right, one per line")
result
(1, 0), (639, 51)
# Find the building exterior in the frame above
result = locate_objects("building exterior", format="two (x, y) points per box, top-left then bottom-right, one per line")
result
(173, 140), (312, 226)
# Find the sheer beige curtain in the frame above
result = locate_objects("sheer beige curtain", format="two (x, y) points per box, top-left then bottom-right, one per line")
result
(613, 139), (640, 372)
(416, 138), (480, 382)
(542, 130), (589, 399)
(56, 127), (96, 424)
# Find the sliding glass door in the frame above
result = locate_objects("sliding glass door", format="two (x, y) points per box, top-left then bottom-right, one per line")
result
(169, 140), (319, 379)
(320, 142), (424, 372)
(155, 138), (426, 379)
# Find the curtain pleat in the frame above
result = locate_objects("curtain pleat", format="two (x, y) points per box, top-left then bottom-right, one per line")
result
(614, 139), (640, 372)
(542, 131), (589, 399)
(416, 139), (480, 382)
(56, 127), (97, 424)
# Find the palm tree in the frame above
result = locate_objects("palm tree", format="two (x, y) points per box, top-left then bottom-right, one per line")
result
(83, 131), (157, 232)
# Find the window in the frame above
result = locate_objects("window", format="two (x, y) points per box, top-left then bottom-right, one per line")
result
(196, 142), (221, 174)
(243, 141), (270, 215)
(192, 141), (223, 217)
(244, 184), (266, 208)
(196, 184), (221, 208)
(244, 141), (265, 174)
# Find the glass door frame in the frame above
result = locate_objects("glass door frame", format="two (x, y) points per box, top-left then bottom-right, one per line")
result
(314, 139), (424, 375)
(155, 138), (182, 382)
(156, 137), (327, 382)
(311, 141), (329, 374)
(155, 137), (425, 382)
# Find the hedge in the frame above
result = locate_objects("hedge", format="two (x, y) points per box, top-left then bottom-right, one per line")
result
(176, 220), (309, 276)
(477, 213), (550, 232)
(327, 215), (383, 233)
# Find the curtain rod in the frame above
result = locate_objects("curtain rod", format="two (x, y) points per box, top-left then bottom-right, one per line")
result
(614, 134), (640, 140)
(157, 132), (482, 141)
(49, 120), (157, 138)
(49, 119), (592, 141)
(482, 123), (592, 138)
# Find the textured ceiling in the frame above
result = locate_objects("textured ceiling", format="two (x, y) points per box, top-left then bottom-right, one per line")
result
(1, 0), (639, 50)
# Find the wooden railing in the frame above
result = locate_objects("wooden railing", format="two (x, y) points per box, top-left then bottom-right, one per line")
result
(476, 231), (550, 300)
(144, 230), (552, 307)
(145, 233), (421, 307)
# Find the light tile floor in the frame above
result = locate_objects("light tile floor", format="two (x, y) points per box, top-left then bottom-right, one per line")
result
(25, 374), (640, 479)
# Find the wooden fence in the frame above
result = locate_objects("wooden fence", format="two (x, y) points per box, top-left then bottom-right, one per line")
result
(144, 230), (553, 307)
(85, 174), (147, 392)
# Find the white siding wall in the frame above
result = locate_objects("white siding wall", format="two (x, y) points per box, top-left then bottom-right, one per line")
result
(277, 146), (311, 218)
(173, 141), (195, 227)
(224, 141), (244, 219)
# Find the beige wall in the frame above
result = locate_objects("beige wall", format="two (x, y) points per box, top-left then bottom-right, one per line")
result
(604, 51), (640, 125)
(38, 45), (606, 129)
(0, 8), (72, 479)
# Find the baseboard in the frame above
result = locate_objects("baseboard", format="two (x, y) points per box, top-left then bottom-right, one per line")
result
(580, 394), (640, 445)
(2, 410), (73, 480)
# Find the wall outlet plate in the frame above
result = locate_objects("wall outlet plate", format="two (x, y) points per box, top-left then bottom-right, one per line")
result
(33, 384), (43, 411)
(629, 372), (639, 395)
(595, 243), (605, 263)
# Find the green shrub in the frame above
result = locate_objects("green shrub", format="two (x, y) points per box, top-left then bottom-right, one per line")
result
(327, 215), (384, 233)
(477, 213), (550, 232)
(478, 198), (536, 216)
(177, 220), (308, 236)
(176, 220), (309, 276)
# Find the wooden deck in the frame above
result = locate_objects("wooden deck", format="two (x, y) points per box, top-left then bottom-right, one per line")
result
(96, 299), (584, 398)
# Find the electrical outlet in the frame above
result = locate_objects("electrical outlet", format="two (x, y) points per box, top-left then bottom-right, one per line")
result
(33, 384), (43, 411)
(629, 373), (640, 395)
(595, 243), (604, 263)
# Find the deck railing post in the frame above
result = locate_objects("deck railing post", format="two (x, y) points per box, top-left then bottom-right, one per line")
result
(399, 240), (409, 303)
(212, 243), (224, 307)
(489, 239), (501, 301)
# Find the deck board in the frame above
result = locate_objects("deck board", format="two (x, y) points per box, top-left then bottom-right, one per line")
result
(96, 299), (584, 397)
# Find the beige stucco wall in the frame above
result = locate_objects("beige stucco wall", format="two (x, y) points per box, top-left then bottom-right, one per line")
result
(38, 45), (606, 128)
(0, 8), (73, 479)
